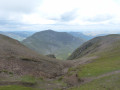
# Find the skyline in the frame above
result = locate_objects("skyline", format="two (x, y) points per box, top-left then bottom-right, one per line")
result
(0, 0), (120, 35)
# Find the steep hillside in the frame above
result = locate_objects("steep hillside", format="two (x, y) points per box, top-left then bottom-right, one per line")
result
(68, 34), (120, 60)
(22, 30), (85, 59)
(0, 34), (70, 79)
(65, 34), (120, 90)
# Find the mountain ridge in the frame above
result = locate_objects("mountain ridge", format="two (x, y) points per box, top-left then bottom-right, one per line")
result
(68, 34), (120, 60)
(22, 30), (85, 59)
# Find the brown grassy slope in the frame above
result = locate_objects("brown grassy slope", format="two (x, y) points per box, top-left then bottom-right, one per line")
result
(0, 34), (71, 78)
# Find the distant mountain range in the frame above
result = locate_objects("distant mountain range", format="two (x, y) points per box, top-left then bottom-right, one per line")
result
(0, 31), (35, 41)
(68, 32), (94, 40)
(0, 31), (107, 41)
(22, 30), (85, 59)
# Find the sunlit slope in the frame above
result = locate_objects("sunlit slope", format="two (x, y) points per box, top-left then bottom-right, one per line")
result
(67, 34), (120, 90)
(69, 73), (120, 90)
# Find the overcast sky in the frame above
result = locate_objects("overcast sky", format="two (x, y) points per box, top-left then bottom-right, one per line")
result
(0, 0), (120, 35)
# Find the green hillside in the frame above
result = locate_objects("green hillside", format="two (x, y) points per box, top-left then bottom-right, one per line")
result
(66, 34), (120, 90)
(22, 30), (85, 59)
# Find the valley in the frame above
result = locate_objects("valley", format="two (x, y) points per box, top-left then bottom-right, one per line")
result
(1, 0), (120, 89)
(0, 32), (120, 90)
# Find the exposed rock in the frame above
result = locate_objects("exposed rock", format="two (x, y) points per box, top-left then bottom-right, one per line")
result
(46, 54), (56, 58)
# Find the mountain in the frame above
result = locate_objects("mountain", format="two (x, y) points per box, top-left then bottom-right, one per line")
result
(66, 34), (120, 89)
(1, 33), (120, 90)
(0, 34), (70, 79)
(22, 30), (85, 59)
(0, 31), (35, 41)
(68, 32), (93, 40)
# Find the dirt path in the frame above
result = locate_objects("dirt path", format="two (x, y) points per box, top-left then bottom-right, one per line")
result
(82, 70), (120, 84)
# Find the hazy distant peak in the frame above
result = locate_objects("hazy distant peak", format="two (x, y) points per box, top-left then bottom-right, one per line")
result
(40, 29), (56, 33)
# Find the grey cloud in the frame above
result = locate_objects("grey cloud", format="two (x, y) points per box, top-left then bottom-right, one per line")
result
(60, 10), (77, 22)
(0, 0), (42, 13)
(0, 0), (43, 29)
(87, 15), (113, 22)
(49, 10), (78, 22)
(0, 20), (21, 25)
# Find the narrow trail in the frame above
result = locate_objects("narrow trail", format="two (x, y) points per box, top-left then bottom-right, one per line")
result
(81, 70), (120, 84)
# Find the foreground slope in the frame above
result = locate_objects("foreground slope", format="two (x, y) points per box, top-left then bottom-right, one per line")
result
(66, 34), (120, 90)
(0, 34), (70, 79)
(22, 30), (85, 59)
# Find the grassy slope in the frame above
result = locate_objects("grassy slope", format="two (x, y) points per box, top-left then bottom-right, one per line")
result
(0, 75), (66, 90)
(55, 45), (76, 60)
(69, 73), (120, 90)
(0, 85), (40, 90)
(67, 39), (120, 89)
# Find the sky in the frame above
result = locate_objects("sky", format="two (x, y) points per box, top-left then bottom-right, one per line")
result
(0, 0), (120, 35)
